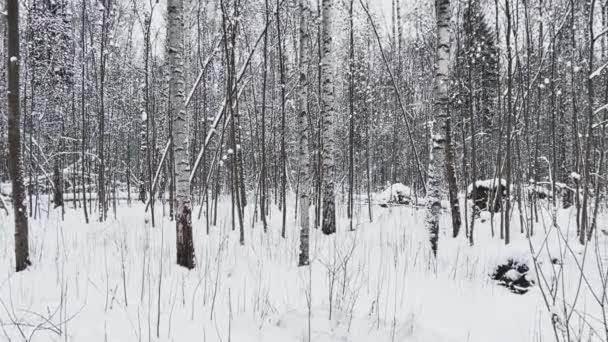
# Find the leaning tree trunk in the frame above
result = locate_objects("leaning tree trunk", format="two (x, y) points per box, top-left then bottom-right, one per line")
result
(425, 0), (451, 256)
(321, 0), (337, 235)
(298, 0), (311, 266)
(7, 0), (31, 272)
(168, 0), (195, 269)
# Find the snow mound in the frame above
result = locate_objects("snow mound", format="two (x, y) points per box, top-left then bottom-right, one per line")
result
(377, 183), (412, 205)
(467, 178), (507, 195)
(491, 258), (535, 294)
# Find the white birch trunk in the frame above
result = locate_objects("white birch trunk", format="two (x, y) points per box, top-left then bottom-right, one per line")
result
(425, 0), (451, 256)
(321, 0), (337, 235)
(298, 0), (311, 266)
(168, 0), (195, 269)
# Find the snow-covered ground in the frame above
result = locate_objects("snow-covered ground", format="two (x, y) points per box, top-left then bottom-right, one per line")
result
(0, 195), (606, 341)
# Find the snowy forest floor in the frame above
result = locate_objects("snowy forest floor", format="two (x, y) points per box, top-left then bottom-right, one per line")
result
(0, 195), (607, 342)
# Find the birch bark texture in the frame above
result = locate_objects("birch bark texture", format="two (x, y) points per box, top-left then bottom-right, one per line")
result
(7, 0), (31, 272)
(298, 0), (311, 266)
(168, 0), (195, 269)
(425, 0), (451, 256)
(321, 0), (337, 235)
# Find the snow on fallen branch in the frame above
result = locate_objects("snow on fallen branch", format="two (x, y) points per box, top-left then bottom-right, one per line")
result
(189, 21), (270, 183)
(189, 82), (247, 184)
(593, 103), (608, 115)
(185, 33), (224, 109)
(589, 60), (608, 80)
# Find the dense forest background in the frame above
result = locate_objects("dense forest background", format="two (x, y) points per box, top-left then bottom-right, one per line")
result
(1, 0), (607, 246)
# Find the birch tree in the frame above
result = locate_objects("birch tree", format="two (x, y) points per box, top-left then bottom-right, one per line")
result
(168, 0), (195, 269)
(321, 0), (336, 235)
(298, 0), (311, 266)
(425, 0), (451, 256)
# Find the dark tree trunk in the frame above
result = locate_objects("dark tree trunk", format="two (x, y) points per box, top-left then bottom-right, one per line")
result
(7, 0), (31, 272)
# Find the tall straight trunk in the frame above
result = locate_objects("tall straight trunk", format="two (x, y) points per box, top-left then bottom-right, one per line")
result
(168, 0), (195, 269)
(298, 0), (311, 266)
(98, 1), (108, 222)
(504, 0), (513, 245)
(425, 0), (451, 256)
(365, 19), (373, 223)
(7, 0), (31, 272)
(581, 0), (597, 245)
(523, 0), (534, 235)
(220, 1), (244, 242)
(445, 0), (462, 239)
(321, 0), (337, 235)
(144, 15), (155, 227)
(81, 0), (89, 224)
(315, 0), (322, 229)
(570, 0), (581, 234)
(445, 114), (460, 237)
(347, 0), (355, 231)
(492, 0), (505, 238)
(260, 0), (269, 232)
(28, 68), (33, 218)
(468, 67), (477, 245)
(550, 23), (558, 206)
(0, 3), (4, 186)
(276, 0), (287, 238)
(467, 0), (477, 245)
(232, 2), (247, 213)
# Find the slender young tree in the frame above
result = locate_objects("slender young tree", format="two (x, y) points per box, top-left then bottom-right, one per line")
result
(168, 0), (195, 269)
(425, 0), (451, 256)
(260, 0), (269, 232)
(298, 0), (311, 266)
(348, 0), (355, 231)
(276, 0), (287, 238)
(7, 0), (31, 272)
(321, 0), (337, 235)
(581, 0), (597, 245)
(98, 0), (109, 222)
(504, 0), (513, 245)
(81, 0), (89, 224)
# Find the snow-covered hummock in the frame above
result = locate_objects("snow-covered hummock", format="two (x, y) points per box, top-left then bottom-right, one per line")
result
(377, 182), (412, 204)
(467, 178), (507, 195)
(503, 269), (522, 282)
